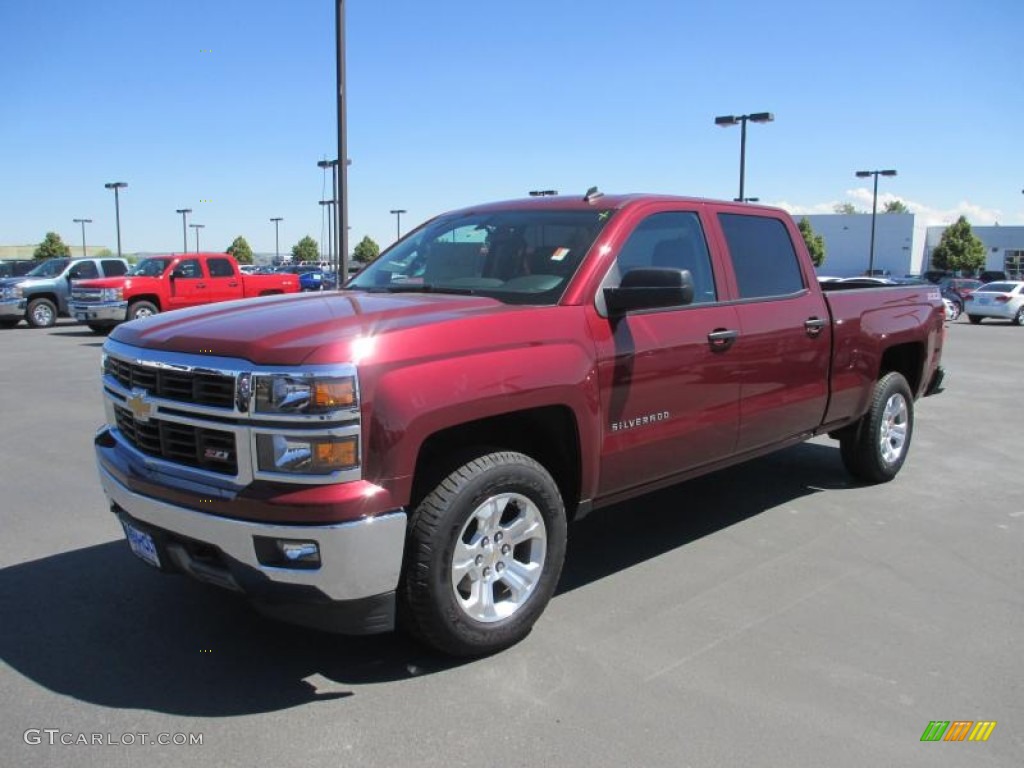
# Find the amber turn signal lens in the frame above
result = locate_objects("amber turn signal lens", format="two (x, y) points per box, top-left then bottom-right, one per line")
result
(313, 437), (358, 470)
(313, 379), (355, 409)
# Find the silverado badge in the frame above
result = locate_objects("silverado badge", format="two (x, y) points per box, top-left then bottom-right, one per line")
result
(126, 390), (154, 423)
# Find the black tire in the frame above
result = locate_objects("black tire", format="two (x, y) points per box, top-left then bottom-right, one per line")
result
(401, 451), (567, 656)
(127, 300), (159, 321)
(87, 323), (113, 335)
(967, 314), (982, 325)
(839, 372), (914, 483)
(0, 318), (19, 329)
(949, 301), (962, 321)
(1015, 307), (1024, 326)
(26, 298), (57, 328)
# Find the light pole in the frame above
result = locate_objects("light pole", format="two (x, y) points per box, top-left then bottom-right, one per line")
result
(389, 209), (407, 241)
(72, 218), (92, 257)
(528, 190), (558, 197)
(320, 200), (335, 265)
(175, 208), (192, 253)
(189, 223), (205, 253)
(270, 217), (283, 264)
(335, 0), (349, 286)
(104, 182), (127, 258)
(318, 159), (339, 271)
(714, 112), (774, 202)
(855, 169), (898, 275)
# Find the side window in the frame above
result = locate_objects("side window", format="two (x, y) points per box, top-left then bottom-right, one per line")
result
(174, 259), (203, 279)
(611, 211), (717, 304)
(69, 261), (99, 279)
(207, 258), (235, 278)
(718, 214), (805, 299)
(101, 260), (127, 277)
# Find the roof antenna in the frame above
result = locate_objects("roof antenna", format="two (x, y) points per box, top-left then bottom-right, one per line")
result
(583, 186), (604, 204)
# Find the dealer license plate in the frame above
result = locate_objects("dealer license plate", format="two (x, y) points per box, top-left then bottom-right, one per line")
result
(122, 519), (161, 568)
(75, 312), (87, 321)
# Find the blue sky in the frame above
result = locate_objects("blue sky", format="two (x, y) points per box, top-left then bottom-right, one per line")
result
(2, 0), (1021, 256)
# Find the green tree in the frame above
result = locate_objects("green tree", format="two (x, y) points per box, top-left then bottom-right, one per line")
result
(930, 216), (986, 274)
(34, 231), (71, 260)
(833, 202), (860, 215)
(226, 236), (254, 264)
(94, 247), (114, 257)
(291, 235), (319, 263)
(352, 235), (380, 264)
(798, 217), (826, 267)
(883, 199), (910, 214)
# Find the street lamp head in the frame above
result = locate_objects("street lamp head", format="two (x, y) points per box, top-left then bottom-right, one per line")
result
(317, 159), (339, 169)
(73, 218), (93, 223)
(528, 190), (558, 197)
(855, 171), (872, 178)
(714, 115), (739, 126)
(389, 208), (407, 214)
(270, 217), (283, 222)
(320, 200), (335, 206)
(748, 112), (774, 123)
(176, 208), (192, 214)
(881, 169), (898, 177)
(104, 182), (127, 190)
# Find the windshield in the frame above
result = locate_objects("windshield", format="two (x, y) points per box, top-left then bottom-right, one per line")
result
(348, 208), (614, 305)
(26, 258), (70, 278)
(127, 258), (173, 277)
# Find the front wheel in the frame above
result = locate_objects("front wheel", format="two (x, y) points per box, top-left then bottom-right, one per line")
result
(127, 300), (158, 321)
(26, 298), (57, 328)
(839, 372), (914, 483)
(401, 451), (567, 656)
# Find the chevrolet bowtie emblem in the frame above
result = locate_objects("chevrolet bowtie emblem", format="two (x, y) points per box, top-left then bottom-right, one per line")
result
(126, 390), (154, 422)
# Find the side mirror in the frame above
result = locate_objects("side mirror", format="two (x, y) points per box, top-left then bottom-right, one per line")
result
(604, 268), (694, 315)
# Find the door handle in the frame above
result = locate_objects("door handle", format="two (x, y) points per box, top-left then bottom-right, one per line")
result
(707, 329), (739, 351)
(804, 317), (827, 337)
(227, 281), (238, 287)
(196, 282), (207, 288)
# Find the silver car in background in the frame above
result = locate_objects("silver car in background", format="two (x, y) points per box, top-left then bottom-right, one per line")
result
(964, 281), (1024, 325)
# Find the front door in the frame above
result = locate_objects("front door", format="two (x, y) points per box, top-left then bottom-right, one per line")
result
(167, 258), (209, 310)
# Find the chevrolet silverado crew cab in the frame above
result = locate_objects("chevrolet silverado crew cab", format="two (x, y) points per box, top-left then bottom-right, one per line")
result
(70, 252), (299, 333)
(93, 192), (945, 655)
(1, 257), (129, 328)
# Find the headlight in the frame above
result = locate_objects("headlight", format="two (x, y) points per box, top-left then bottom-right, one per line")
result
(13, 286), (24, 299)
(254, 374), (356, 414)
(101, 287), (124, 301)
(256, 434), (359, 474)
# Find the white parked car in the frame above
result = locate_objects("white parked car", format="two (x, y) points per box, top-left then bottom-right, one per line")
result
(963, 281), (1024, 325)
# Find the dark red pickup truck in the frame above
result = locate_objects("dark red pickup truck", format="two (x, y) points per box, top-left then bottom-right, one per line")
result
(70, 252), (298, 332)
(93, 193), (945, 655)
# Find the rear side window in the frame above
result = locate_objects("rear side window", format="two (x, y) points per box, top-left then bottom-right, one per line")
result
(101, 260), (127, 276)
(68, 261), (99, 279)
(718, 214), (805, 299)
(612, 211), (717, 304)
(207, 258), (235, 278)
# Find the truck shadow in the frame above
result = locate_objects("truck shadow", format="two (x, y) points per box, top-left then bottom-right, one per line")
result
(0, 442), (849, 716)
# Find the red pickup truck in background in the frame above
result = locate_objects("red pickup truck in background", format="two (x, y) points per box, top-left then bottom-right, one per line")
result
(70, 252), (299, 333)
(93, 193), (945, 655)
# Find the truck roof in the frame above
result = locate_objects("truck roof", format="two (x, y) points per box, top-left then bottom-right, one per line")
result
(445, 192), (787, 217)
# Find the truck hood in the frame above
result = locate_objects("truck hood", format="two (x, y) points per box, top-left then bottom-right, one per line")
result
(109, 290), (518, 365)
(0, 276), (30, 290)
(75, 276), (156, 290)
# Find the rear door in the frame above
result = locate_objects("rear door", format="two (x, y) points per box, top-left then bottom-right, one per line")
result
(712, 211), (831, 453)
(592, 205), (742, 497)
(205, 257), (244, 302)
(167, 258), (209, 309)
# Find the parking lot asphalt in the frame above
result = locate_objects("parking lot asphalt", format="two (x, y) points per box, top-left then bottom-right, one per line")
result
(1, 317), (1022, 768)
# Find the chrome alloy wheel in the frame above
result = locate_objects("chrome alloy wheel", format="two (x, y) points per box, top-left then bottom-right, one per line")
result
(31, 303), (54, 326)
(133, 306), (155, 319)
(879, 393), (909, 464)
(450, 492), (547, 623)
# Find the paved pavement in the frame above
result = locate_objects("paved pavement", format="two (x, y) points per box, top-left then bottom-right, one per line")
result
(1, 317), (1022, 767)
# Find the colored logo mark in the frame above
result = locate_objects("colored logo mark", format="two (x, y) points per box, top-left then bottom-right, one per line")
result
(921, 721), (996, 742)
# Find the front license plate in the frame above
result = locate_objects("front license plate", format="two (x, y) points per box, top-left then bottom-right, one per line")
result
(75, 312), (87, 321)
(122, 519), (161, 568)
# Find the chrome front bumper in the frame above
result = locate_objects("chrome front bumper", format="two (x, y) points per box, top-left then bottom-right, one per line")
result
(99, 462), (407, 603)
(70, 300), (127, 323)
(0, 298), (22, 318)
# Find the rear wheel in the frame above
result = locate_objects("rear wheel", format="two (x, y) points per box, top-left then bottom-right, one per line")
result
(127, 300), (158, 321)
(967, 315), (982, 325)
(26, 298), (57, 328)
(401, 451), (567, 656)
(1014, 307), (1024, 326)
(839, 372), (914, 483)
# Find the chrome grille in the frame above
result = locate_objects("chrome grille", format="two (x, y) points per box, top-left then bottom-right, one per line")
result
(72, 289), (104, 302)
(114, 405), (238, 475)
(105, 356), (235, 408)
